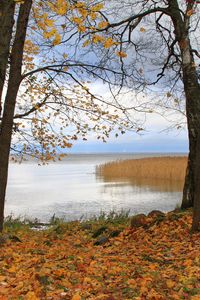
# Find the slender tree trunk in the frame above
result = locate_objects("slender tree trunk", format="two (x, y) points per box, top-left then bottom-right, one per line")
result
(181, 162), (194, 208)
(168, 0), (200, 211)
(0, 0), (32, 232)
(0, 0), (15, 117)
(181, 64), (200, 210)
(192, 131), (200, 231)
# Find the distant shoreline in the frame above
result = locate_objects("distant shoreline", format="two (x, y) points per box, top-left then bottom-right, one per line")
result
(9, 151), (188, 162)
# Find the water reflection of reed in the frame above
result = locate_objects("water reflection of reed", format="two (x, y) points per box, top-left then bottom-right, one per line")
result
(130, 177), (183, 192)
(97, 176), (183, 192)
(96, 156), (187, 192)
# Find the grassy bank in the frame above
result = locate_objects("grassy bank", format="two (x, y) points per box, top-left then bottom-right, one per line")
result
(0, 209), (200, 299)
(96, 156), (187, 190)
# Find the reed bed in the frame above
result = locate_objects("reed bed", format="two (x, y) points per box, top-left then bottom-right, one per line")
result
(96, 156), (187, 184)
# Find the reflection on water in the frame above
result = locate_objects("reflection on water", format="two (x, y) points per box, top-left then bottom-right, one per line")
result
(97, 176), (184, 192)
(5, 153), (185, 222)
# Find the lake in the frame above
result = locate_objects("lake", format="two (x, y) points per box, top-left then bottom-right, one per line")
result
(5, 153), (185, 222)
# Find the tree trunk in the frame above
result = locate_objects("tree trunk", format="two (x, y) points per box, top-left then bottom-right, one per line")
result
(168, 0), (200, 210)
(181, 162), (193, 208)
(0, 0), (15, 117)
(181, 64), (200, 209)
(0, 0), (32, 232)
(192, 131), (200, 231)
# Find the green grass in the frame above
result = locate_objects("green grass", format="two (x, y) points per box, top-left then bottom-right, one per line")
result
(3, 209), (130, 233)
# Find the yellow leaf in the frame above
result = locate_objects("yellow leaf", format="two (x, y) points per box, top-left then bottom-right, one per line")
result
(187, 9), (195, 17)
(63, 141), (72, 148)
(166, 279), (175, 288)
(24, 291), (40, 300)
(56, 0), (68, 15)
(184, 259), (193, 267)
(82, 40), (90, 47)
(148, 264), (157, 270)
(140, 286), (148, 293)
(43, 31), (51, 39)
(116, 51), (127, 58)
(7, 266), (17, 273)
(60, 277), (72, 288)
(90, 12), (97, 20)
(71, 17), (83, 25)
(171, 294), (180, 300)
(71, 294), (81, 300)
(140, 27), (146, 32)
(78, 25), (86, 32)
(92, 35), (105, 44)
(45, 19), (54, 27)
(77, 8), (88, 18)
(75, 2), (86, 9)
(0, 275), (6, 281)
(16, 281), (24, 290)
(104, 37), (115, 48)
(98, 21), (109, 29)
(127, 278), (137, 288)
(83, 277), (92, 284)
(37, 21), (46, 30)
(53, 33), (61, 45)
(91, 3), (104, 12)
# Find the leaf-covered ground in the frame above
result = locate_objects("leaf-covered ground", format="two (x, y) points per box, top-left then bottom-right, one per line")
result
(0, 210), (200, 300)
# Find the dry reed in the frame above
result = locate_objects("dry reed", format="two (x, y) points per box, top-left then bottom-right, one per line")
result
(96, 156), (187, 184)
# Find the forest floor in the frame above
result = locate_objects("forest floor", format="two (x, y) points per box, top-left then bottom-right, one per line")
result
(0, 209), (200, 300)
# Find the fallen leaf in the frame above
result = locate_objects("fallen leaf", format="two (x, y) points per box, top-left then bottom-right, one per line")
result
(71, 294), (81, 300)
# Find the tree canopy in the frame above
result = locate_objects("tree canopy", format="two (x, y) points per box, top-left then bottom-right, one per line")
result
(1, 0), (139, 163)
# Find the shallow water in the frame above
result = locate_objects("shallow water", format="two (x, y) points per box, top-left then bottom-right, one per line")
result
(5, 153), (185, 222)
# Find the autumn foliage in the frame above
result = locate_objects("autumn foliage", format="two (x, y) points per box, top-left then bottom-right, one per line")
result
(0, 210), (200, 299)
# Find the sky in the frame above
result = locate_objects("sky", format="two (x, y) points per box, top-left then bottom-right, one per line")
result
(68, 82), (189, 154)
(69, 131), (188, 153)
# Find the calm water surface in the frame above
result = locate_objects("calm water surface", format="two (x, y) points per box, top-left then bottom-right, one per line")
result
(6, 153), (184, 222)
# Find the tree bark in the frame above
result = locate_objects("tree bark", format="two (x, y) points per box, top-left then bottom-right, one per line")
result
(0, 0), (15, 117)
(0, 0), (32, 232)
(181, 64), (200, 209)
(168, 0), (200, 210)
(192, 131), (200, 231)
